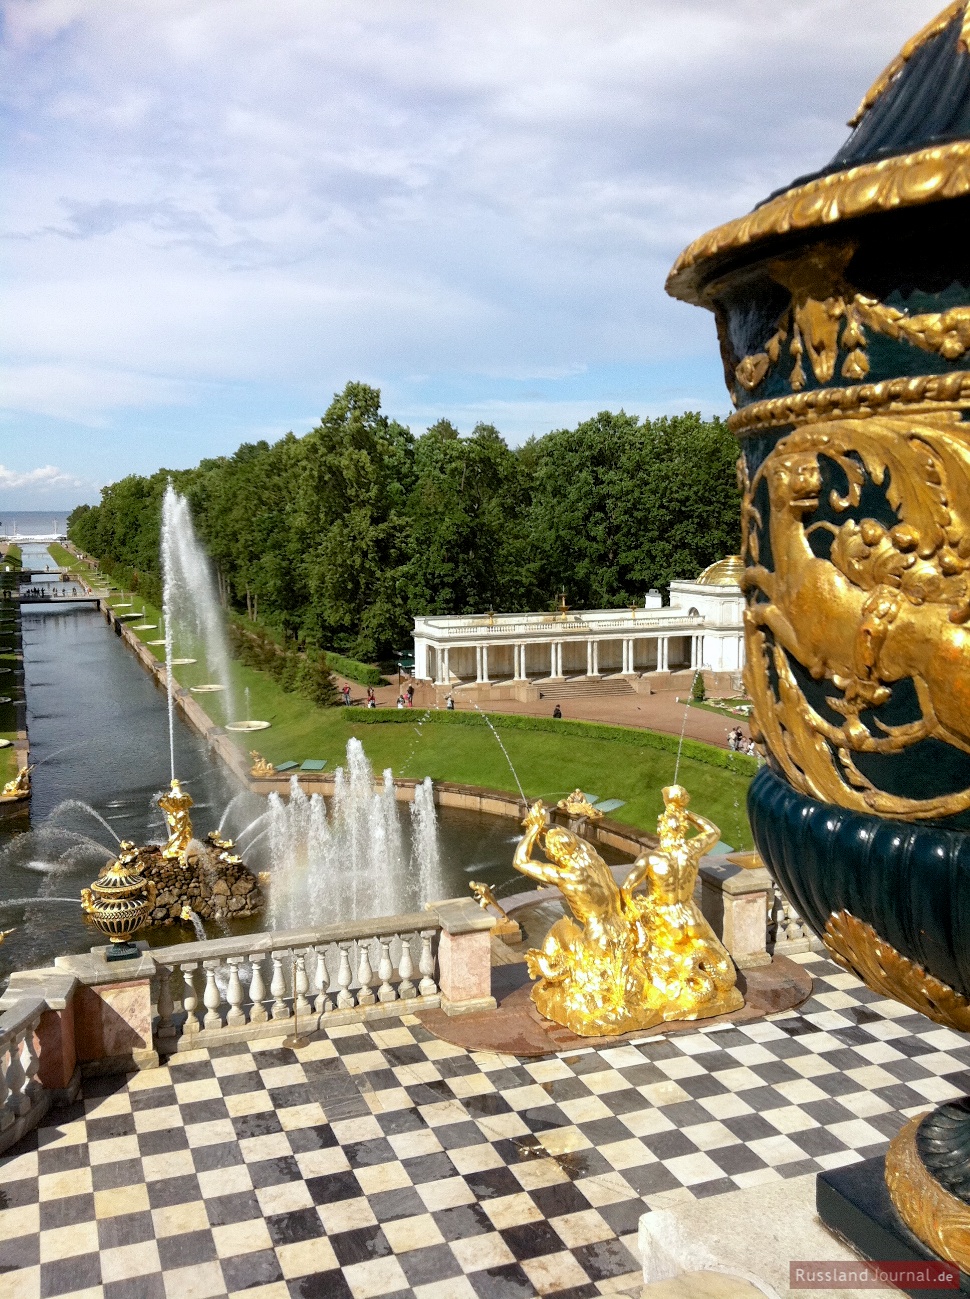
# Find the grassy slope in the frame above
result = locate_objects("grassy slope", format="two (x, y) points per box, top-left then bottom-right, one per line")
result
(110, 590), (754, 848)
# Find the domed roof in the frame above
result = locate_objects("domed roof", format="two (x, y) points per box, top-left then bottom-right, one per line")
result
(696, 556), (744, 587)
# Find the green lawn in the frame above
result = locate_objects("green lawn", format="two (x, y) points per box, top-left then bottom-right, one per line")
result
(2, 543), (21, 567)
(111, 591), (753, 847)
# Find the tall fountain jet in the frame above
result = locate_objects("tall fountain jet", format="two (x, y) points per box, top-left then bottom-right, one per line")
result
(266, 739), (443, 929)
(160, 483), (235, 776)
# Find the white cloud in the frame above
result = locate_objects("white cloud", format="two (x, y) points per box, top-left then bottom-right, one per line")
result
(0, 0), (940, 472)
(0, 463), (81, 491)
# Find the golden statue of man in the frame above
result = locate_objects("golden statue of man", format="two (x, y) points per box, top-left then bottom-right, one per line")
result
(513, 785), (743, 1036)
(1, 765), (32, 798)
(158, 778), (194, 860)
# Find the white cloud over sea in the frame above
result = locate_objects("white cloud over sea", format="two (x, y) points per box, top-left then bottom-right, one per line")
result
(0, 0), (934, 504)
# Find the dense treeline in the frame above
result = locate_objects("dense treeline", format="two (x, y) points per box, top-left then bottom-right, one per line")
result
(69, 382), (739, 661)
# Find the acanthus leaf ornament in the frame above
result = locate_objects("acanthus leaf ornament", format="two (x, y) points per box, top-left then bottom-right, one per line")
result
(733, 243), (970, 397)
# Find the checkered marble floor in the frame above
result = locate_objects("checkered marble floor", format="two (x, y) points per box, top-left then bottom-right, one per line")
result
(3, 951), (970, 1299)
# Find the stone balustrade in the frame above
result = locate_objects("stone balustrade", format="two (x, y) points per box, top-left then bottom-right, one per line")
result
(0, 997), (43, 1140)
(151, 913), (446, 1052)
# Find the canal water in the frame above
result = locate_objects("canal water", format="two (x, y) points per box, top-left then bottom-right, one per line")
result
(0, 546), (529, 983)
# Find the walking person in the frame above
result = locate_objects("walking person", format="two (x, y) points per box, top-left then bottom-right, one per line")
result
(445, 693), (455, 710)
(553, 704), (562, 719)
(341, 684), (351, 706)
(396, 694), (405, 709)
(366, 686), (375, 706)
(406, 684), (414, 708)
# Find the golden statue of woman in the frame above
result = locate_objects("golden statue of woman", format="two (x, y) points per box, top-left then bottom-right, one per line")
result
(158, 778), (194, 860)
(623, 785), (744, 1021)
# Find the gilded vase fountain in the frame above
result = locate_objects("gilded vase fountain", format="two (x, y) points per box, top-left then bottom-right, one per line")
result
(666, 0), (970, 1273)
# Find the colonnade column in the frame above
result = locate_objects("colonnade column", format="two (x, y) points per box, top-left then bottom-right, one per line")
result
(442, 647), (451, 684)
(475, 645), (483, 682)
(622, 638), (634, 674)
(690, 636), (700, 670)
(658, 638), (669, 673)
(586, 639), (600, 677)
(513, 644), (525, 680)
(481, 645), (490, 683)
(550, 642), (564, 679)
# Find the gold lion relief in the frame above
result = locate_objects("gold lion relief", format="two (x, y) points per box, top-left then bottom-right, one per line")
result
(741, 409), (970, 818)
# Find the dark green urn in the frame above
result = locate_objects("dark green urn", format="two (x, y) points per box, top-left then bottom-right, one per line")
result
(667, 2), (970, 1270)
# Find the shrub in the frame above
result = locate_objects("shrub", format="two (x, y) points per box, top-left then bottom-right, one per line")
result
(322, 651), (385, 687)
(691, 671), (706, 702)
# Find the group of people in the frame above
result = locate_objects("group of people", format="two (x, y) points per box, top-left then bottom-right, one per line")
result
(21, 585), (78, 597)
(340, 682), (416, 710)
(727, 726), (756, 755)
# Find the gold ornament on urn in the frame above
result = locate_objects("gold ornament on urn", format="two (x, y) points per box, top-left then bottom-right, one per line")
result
(81, 841), (156, 961)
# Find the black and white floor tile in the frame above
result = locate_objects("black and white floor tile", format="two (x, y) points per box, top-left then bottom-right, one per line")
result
(2, 952), (969, 1299)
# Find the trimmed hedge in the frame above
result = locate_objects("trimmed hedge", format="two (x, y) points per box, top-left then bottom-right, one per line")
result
(343, 707), (758, 776)
(324, 652), (386, 687)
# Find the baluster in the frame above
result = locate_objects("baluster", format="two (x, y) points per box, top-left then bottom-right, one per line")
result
(226, 958), (246, 1027)
(156, 965), (177, 1053)
(418, 930), (437, 997)
(313, 947), (330, 1016)
(271, 953), (291, 1019)
(248, 954), (268, 1023)
(180, 963), (200, 1034)
(397, 934), (416, 999)
(377, 938), (396, 1003)
(356, 941), (375, 1006)
(203, 962), (223, 1030)
(294, 950), (311, 1017)
(0, 1042), (11, 1128)
(336, 943), (354, 1009)
(24, 1020), (41, 1099)
(6, 1031), (28, 1116)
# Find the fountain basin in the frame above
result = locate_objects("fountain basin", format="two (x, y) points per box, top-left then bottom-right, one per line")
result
(147, 640), (167, 646)
(226, 720), (271, 732)
(170, 657), (197, 665)
(190, 684), (224, 693)
(0, 739), (10, 748)
(0, 697), (11, 705)
(132, 624), (156, 631)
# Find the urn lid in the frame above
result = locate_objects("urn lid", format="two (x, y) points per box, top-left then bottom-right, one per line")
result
(667, 2), (970, 306)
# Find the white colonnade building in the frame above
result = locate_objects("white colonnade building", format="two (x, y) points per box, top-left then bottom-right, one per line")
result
(412, 556), (745, 688)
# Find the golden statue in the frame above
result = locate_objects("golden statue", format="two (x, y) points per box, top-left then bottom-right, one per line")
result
(158, 778), (194, 860)
(1, 765), (32, 800)
(624, 785), (744, 1022)
(469, 879), (513, 922)
(513, 786), (742, 1036)
(249, 751), (275, 778)
(556, 789), (603, 820)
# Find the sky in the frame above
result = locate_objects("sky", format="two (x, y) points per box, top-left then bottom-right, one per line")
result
(0, 0), (935, 508)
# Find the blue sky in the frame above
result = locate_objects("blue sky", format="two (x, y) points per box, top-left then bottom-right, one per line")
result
(1, 0), (930, 508)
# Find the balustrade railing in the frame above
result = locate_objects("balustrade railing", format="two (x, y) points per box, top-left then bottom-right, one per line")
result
(152, 912), (441, 1051)
(0, 998), (43, 1136)
(767, 882), (821, 953)
(421, 614), (704, 639)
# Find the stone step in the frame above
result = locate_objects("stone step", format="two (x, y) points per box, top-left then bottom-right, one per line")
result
(538, 676), (634, 699)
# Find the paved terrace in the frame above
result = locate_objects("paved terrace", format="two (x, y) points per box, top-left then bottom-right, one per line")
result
(3, 950), (966, 1299)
